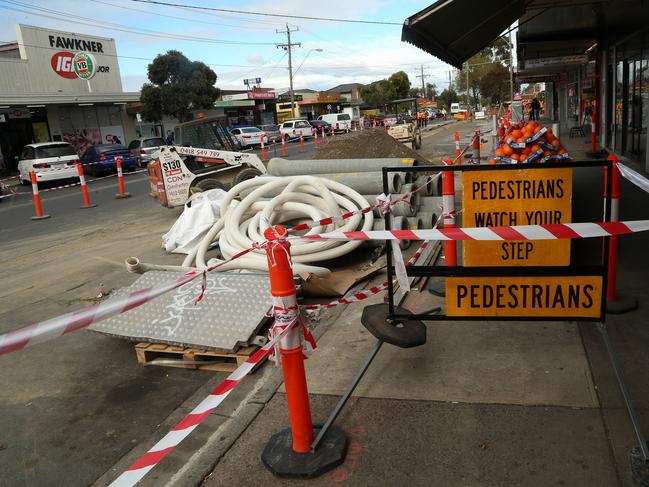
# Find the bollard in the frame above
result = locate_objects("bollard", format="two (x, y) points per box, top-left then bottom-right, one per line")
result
(281, 132), (287, 156)
(77, 162), (97, 208)
(454, 130), (462, 165)
(115, 157), (131, 199)
(442, 159), (457, 266)
(591, 111), (597, 153)
(261, 225), (347, 478)
(313, 128), (319, 149)
(372, 119), (376, 131)
(472, 130), (480, 164)
(261, 136), (267, 162)
(345, 122), (349, 134)
(299, 131), (305, 152)
(603, 155), (638, 313)
(331, 125), (335, 138)
(29, 170), (50, 220)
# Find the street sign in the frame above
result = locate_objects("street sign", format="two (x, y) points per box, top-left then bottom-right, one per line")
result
(446, 276), (603, 318)
(462, 168), (573, 266)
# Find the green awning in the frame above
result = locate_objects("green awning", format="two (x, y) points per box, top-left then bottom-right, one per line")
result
(402, 0), (525, 69)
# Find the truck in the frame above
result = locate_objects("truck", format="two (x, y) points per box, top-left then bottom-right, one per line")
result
(148, 117), (267, 208)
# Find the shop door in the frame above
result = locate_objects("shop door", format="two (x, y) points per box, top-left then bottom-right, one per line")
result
(614, 59), (626, 154)
(0, 120), (31, 173)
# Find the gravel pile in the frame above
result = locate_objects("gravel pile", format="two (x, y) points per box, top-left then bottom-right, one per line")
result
(315, 130), (429, 165)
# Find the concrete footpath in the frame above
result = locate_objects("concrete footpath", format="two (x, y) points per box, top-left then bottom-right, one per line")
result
(195, 130), (649, 486)
(93, 123), (649, 487)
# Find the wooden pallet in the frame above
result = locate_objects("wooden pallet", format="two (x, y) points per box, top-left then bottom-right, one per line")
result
(135, 342), (263, 373)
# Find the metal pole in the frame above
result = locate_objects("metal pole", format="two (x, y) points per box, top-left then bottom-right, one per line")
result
(597, 322), (649, 460)
(509, 31), (514, 106)
(287, 25), (296, 119)
(311, 340), (383, 452)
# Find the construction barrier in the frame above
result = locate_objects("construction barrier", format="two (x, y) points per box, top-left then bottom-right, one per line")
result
(321, 126), (327, 145)
(454, 130), (461, 165)
(115, 157), (131, 199)
(313, 128), (319, 149)
(77, 163), (97, 209)
(441, 159), (457, 265)
(472, 130), (480, 164)
(29, 170), (50, 220)
(299, 131), (305, 152)
(261, 136), (267, 161)
(281, 133), (287, 156)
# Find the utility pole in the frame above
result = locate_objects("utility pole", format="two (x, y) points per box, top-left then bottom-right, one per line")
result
(509, 30), (514, 104)
(276, 24), (301, 118)
(465, 62), (470, 108)
(415, 64), (430, 97)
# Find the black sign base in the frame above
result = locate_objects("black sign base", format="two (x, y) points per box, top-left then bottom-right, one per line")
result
(261, 425), (347, 478)
(631, 444), (649, 486)
(606, 293), (639, 315)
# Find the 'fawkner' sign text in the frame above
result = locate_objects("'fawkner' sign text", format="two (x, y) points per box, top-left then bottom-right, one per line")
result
(48, 35), (105, 53)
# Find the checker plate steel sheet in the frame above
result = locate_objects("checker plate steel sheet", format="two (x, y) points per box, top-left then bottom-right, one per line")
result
(90, 271), (271, 352)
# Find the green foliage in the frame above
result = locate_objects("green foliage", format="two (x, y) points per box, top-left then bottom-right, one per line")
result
(140, 50), (220, 123)
(437, 88), (459, 110)
(360, 70), (411, 106)
(453, 37), (514, 108)
(388, 71), (411, 98)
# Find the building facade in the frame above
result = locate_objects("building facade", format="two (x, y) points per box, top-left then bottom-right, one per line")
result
(0, 24), (139, 175)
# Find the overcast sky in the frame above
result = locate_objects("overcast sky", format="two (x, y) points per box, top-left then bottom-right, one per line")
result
(0, 0), (459, 93)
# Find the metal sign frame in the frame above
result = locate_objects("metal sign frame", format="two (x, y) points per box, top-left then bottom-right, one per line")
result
(382, 159), (613, 322)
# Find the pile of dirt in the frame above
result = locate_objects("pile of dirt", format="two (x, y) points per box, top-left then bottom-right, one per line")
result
(315, 130), (429, 164)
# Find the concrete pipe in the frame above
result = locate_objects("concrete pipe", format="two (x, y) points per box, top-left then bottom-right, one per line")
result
(417, 211), (438, 229)
(267, 157), (415, 176)
(391, 184), (420, 217)
(371, 216), (410, 250)
(316, 171), (404, 194)
(414, 174), (442, 196)
(406, 216), (424, 230)
(419, 196), (442, 213)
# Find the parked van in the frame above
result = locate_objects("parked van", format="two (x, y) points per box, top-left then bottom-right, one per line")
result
(318, 113), (353, 132)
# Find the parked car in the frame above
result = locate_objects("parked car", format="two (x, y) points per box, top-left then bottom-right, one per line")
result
(80, 144), (138, 176)
(309, 119), (332, 135)
(17, 142), (80, 184)
(127, 137), (165, 168)
(229, 126), (266, 148)
(279, 119), (313, 140)
(257, 124), (281, 143)
(317, 113), (353, 132)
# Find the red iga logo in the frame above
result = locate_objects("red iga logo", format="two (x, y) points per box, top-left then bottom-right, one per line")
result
(51, 51), (76, 79)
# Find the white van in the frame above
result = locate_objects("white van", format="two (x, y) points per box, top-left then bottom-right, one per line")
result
(450, 103), (467, 114)
(318, 113), (353, 133)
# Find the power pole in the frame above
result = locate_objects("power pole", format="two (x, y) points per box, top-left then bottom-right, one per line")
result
(276, 24), (301, 118)
(415, 64), (430, 97)
(465, 62), (470, 108)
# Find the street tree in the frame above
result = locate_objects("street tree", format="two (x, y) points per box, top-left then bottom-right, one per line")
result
(437, 88), (459, 110)
(425, 82), (437, 99)
(388, 71), (411, 98)
(140, 50), (220, 123)
(360, 79), (398, 105)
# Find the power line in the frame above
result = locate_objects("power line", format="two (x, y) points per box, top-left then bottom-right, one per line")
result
(0, 0), (277, 46)
(132, 0), (403, 25)
(0, 39), (280, 69)
(88, 0), (276, 31)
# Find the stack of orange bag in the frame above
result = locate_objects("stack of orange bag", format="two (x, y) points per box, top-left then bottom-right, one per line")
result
(489, 120), (570, 164)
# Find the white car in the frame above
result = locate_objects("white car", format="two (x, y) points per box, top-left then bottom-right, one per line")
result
(229, 127), (266, 148)
(279, 119), (313, 140)
(17, 142), (80, 184)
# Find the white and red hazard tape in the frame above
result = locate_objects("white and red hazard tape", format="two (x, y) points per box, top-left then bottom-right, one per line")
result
(0, 168), (147, 199)
(299, 220), (649, 242)
(108, 317), (298, 487)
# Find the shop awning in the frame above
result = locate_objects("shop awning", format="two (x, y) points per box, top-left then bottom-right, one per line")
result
(401, 0), (526, 69)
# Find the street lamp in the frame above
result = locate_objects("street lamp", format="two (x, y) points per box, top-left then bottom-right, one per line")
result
(288, 48), (323, 118)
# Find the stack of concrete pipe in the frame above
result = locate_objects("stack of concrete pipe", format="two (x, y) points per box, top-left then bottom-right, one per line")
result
(267, 157), (443, 250)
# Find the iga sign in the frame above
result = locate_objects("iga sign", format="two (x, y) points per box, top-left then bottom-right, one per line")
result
(51, 51), (76, 79)
(50, 51), (108, 79)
